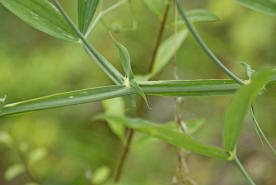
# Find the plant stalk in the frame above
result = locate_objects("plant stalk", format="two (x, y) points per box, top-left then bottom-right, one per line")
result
(234, 156), (256, 185)
(52, 0), (124, 85)
(114, 2), (172, 182)
(174, 0), (244, 85)
(251, 105), (276, 156)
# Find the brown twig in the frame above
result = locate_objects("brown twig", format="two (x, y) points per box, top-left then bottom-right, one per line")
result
(114, 2), (172, 183)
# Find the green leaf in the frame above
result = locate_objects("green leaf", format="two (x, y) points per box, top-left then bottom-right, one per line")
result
(29, 147), (47, 165)
(241, 63), (255, 79)
(131, 80), (150, 108)
(0, 80), (240, 118)
(235, 0), (276, 16)
(223, 69), (276, 152)
(167, 9), (220, 27)
(102, 98), (125, 143)
(0, 0), (78, 42)
(112, 36), (149, 107)
(93, 166), (110, 184)
(78, 0), (99, 34)
(5, 164), (24, 180)
(96, 115), (230, 159)
(0, 80), (241, 117)
(143, 0), (167, 19)
(111, 36), (134, 79)
(150, 29), (188, 78)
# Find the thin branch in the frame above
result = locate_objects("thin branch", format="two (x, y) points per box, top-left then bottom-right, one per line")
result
(148, 2), (172, 73)
(251, 105), (276, 156)
(52, 0), (124, 85)
(234, 156), (256, 185)
(114, 2), (172, 182)
(174, 0), (245, 85)
(85, 0), (128, 38)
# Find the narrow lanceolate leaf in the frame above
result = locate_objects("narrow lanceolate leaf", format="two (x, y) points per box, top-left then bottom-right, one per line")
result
(223, 69), (276, 152)
(167, 9), (219, 27)
(235, 0), (276, 16)
(0, 0), (78, 42)
(0, 80), (240, 117)
(150, 29), (188, 78)
(78, 0), (99, 34)
(112, 36), (134, 79)
(112, 36), (149, 107)
(52, 0), (124, 85)
(96, 115), (230, 159)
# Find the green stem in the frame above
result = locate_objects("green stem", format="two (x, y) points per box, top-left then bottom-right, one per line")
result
(174, 0), (245, 85)
(52, 0), (124, 85)
(114, 2), (172, 182)
(251, 106), (276, 156)
(234, 156), (256, 185)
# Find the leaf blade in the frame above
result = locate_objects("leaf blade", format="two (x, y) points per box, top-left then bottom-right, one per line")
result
(0, 79), (241, 117)
(78, 0), (99, 34)
(235, 0), (276, 16)
(223, 69), (276, 152)
(96, 115), (230, 160)
(0, 0), (78, 42)
(150, 29), (188, 78)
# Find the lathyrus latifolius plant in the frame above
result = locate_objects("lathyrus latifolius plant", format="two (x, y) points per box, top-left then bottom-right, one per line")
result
(0, 0), (276, 185)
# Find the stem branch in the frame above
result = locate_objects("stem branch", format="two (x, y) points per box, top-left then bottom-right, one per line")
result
(174, 0), (244, 85)
(114, 2), (172, 182)
(234, 156), (256, 185)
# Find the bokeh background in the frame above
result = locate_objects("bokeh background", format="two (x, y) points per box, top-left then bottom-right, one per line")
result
(0, 0), (276, 185)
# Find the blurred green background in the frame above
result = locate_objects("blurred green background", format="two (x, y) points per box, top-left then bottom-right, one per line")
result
(0, 0), (276, 185)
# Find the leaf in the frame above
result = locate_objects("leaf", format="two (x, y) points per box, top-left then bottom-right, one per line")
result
(102, 98), (125, 143)
(78, 0), (99, 34)
(150, 29), (188, 78)
(235, 0), (276, 16)
(131, 80), (150, 108)
(167, 9), (220, 27)
(0, 79), (242, 117)
(223, 69), (276, 152)
(5, 164), (24, 180)
(111, 36), (134, 79)
(241, 63), (255, 79)
(0, 0), (78, 42)
(29, 147), (47, 165)
(143, 0), (167, 19)
(93, 166), (110, 184)
(112, 36), (149, 107)
(96, 115), (230, 160)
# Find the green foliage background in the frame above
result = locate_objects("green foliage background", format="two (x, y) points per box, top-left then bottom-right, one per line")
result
(0, 0), (276, 185)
